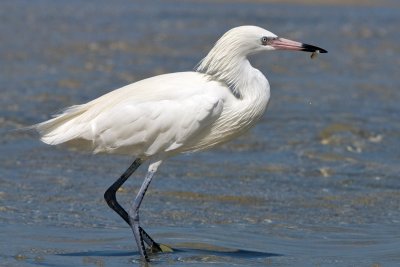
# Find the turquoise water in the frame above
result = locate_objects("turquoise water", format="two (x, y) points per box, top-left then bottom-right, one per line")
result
(1, 0), (399, 266)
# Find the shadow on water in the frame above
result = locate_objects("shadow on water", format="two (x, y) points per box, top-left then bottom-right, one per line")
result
(175, 247), (281, 259)
(59, 250), (137, 257)
(59, 243), (282, 259)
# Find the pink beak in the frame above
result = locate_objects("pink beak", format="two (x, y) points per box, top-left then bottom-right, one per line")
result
(270, 37), (327, 53)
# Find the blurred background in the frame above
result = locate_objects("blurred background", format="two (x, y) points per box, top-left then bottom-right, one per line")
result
(1, 0), (399, 266)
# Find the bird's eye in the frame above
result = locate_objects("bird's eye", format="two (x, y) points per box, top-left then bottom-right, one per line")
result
(261, 37), (269, 45)
(261, 36), (278, 45)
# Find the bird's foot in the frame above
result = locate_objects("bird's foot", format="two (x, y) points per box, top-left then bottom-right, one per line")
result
(148, 243), (174, 253)
(140, 226), (173, 253)
(135, 225), (173, 261)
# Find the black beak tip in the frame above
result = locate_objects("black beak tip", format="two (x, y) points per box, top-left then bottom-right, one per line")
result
(302, 43), (328, 53)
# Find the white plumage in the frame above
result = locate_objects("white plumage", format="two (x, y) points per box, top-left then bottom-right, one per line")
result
(36, 70), (268, 156)
(33, 25), (326, 262)
(36, 26), (273, 158)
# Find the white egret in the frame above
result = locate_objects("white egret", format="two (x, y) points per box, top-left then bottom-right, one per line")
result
(33, 25), (327, 261)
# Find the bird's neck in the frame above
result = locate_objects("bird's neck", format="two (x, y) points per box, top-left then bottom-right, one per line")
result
(197, 53), (266, 99)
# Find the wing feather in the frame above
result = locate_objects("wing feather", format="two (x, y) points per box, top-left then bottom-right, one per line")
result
(91, 94), (223, 155)
(33, 72), (229, 156)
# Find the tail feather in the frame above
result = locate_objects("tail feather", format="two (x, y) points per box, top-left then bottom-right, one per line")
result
(34, 104), (90, 145)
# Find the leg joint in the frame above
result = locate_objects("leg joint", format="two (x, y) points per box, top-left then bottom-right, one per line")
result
(104, 187), (117, 204)
(129, 206), (140, 222)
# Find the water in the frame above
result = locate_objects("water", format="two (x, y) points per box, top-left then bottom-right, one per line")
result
(1, 0), (399, 266)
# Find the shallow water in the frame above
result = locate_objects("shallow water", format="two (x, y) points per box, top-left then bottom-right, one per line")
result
(1, 0), (399, 266)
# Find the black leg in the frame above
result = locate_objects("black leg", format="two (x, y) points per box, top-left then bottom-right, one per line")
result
(104, 158), (143, 225)
(103, 159), (163, 251)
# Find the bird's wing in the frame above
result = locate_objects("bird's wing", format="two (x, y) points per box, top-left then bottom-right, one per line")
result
(89, 92), (224, 155)
(35, 72), (230, 155)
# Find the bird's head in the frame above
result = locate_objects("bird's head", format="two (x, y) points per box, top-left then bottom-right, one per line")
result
(197, 26), (327, 75)
(197, 26), (327, 92)
(217, 25), (327, 56)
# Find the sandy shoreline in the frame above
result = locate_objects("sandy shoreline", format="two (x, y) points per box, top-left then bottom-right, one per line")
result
(192, 0), (398, 7)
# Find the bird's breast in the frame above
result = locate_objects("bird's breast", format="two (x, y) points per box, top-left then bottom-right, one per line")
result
(185, 74), (270, 152)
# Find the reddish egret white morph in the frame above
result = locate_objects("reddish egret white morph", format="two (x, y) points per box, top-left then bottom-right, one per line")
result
(33, 26), (327, 261)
